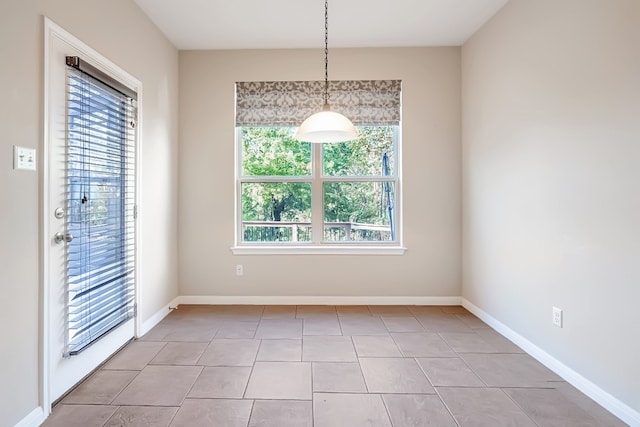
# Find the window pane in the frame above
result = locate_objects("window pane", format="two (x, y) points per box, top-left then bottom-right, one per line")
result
(66, 70), (135, 355)
(242, 127), (311, 177)
(324, 181), (396, 242)
(323, 126), (395, 176)
(241, 182), (312, 242)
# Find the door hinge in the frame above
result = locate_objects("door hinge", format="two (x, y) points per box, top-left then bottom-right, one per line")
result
(133, 303), (138, 317)
(133, 204), (138, 220)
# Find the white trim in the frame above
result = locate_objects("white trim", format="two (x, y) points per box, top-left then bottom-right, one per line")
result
(176, 295), (461, 306)
(133, 73), (143, 343)
(42, 16), (142, 417)
(230, 245), (407, 255)
(13, 407), (45, 427)
(44, 19), (141, 92)
(139, 297), (181, 336)
(41, 16), (53, 418)
(461, 298), (640, 427)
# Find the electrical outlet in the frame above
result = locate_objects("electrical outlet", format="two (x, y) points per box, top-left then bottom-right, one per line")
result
(552, 306), (563, 328)
(235, 264), (243, 276)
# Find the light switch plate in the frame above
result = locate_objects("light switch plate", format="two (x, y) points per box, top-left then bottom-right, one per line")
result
(14, 145), (37, 171)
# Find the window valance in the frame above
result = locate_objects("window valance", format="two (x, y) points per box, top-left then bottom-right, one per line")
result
(235, 80), (401, 127)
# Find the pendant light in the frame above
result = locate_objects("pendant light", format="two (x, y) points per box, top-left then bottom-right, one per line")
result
(294, 0), (357, 143)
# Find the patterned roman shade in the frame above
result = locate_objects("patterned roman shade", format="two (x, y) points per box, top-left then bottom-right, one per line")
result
(235, 80), (401, 127)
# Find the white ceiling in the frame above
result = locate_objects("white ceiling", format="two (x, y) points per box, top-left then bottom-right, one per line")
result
(134, 0), (509, 50)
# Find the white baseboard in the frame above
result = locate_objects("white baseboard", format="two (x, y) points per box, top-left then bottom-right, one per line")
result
(139, 296), (181, 337)
(14, 406), (44, 427)
(176, 295), (462, 306)
(462, 298), (640, 427)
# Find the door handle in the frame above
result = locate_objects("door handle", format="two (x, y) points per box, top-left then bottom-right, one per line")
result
(54, 232), (74, 244)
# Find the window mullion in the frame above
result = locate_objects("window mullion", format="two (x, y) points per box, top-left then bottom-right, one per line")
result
(235, 128), (243, 245)
(240, 176), (312, 183)
(322, 176), (395, 182)
(311, 143), (324, 243)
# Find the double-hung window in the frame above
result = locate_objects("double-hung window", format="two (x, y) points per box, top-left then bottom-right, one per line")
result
(234, 80), (402, 254)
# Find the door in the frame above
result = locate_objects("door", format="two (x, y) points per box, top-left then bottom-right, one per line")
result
(45, 23), (138, 403)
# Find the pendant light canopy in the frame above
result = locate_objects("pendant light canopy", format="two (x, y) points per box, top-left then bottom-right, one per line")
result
(294, 0), (357, 143)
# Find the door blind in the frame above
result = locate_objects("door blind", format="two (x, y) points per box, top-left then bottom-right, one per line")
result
(65, 61), (137, 356)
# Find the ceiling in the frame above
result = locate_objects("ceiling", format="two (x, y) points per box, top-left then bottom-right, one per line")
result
(134, 0), (509, 50)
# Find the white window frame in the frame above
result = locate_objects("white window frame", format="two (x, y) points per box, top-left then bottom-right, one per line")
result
(231, 126), (406, 255)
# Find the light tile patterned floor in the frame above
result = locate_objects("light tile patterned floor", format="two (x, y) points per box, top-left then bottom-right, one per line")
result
(42, 305), (627, 426)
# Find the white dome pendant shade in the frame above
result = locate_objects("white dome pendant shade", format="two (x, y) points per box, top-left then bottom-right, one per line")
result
(294, 0), (357, 144)
(294, 104), (358, 143)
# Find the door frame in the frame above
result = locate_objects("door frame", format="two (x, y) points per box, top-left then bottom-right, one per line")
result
(42, 17), (142, 415)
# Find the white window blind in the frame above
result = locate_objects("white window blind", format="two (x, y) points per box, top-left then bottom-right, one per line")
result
(65, 59), (137, 356)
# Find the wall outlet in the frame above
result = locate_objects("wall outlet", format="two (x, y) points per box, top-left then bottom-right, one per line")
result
(235, 264), (243, 276)
(552, 306), (563, 328)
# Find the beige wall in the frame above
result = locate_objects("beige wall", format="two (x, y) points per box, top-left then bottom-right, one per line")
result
(179, 48), (461, 298)
(0, 0), (179, 425)
(6, 0), (637, 423)
(462, 0), (640, 416)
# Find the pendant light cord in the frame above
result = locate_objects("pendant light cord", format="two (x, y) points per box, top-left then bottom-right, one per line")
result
(294, 0), (357, 142)
(323, 0), (330, 108)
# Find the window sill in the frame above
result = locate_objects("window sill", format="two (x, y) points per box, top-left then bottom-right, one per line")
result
(230, 245), (407, 256)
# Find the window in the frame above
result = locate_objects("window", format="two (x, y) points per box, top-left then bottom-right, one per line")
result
(234, 80), (403, 253)
(65, 57), (137, 355)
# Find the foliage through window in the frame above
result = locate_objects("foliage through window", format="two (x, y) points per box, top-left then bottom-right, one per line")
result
(238, 126), (399, 244)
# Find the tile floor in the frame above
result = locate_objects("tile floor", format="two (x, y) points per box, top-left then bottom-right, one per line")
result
(42, 305), (627, 426)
